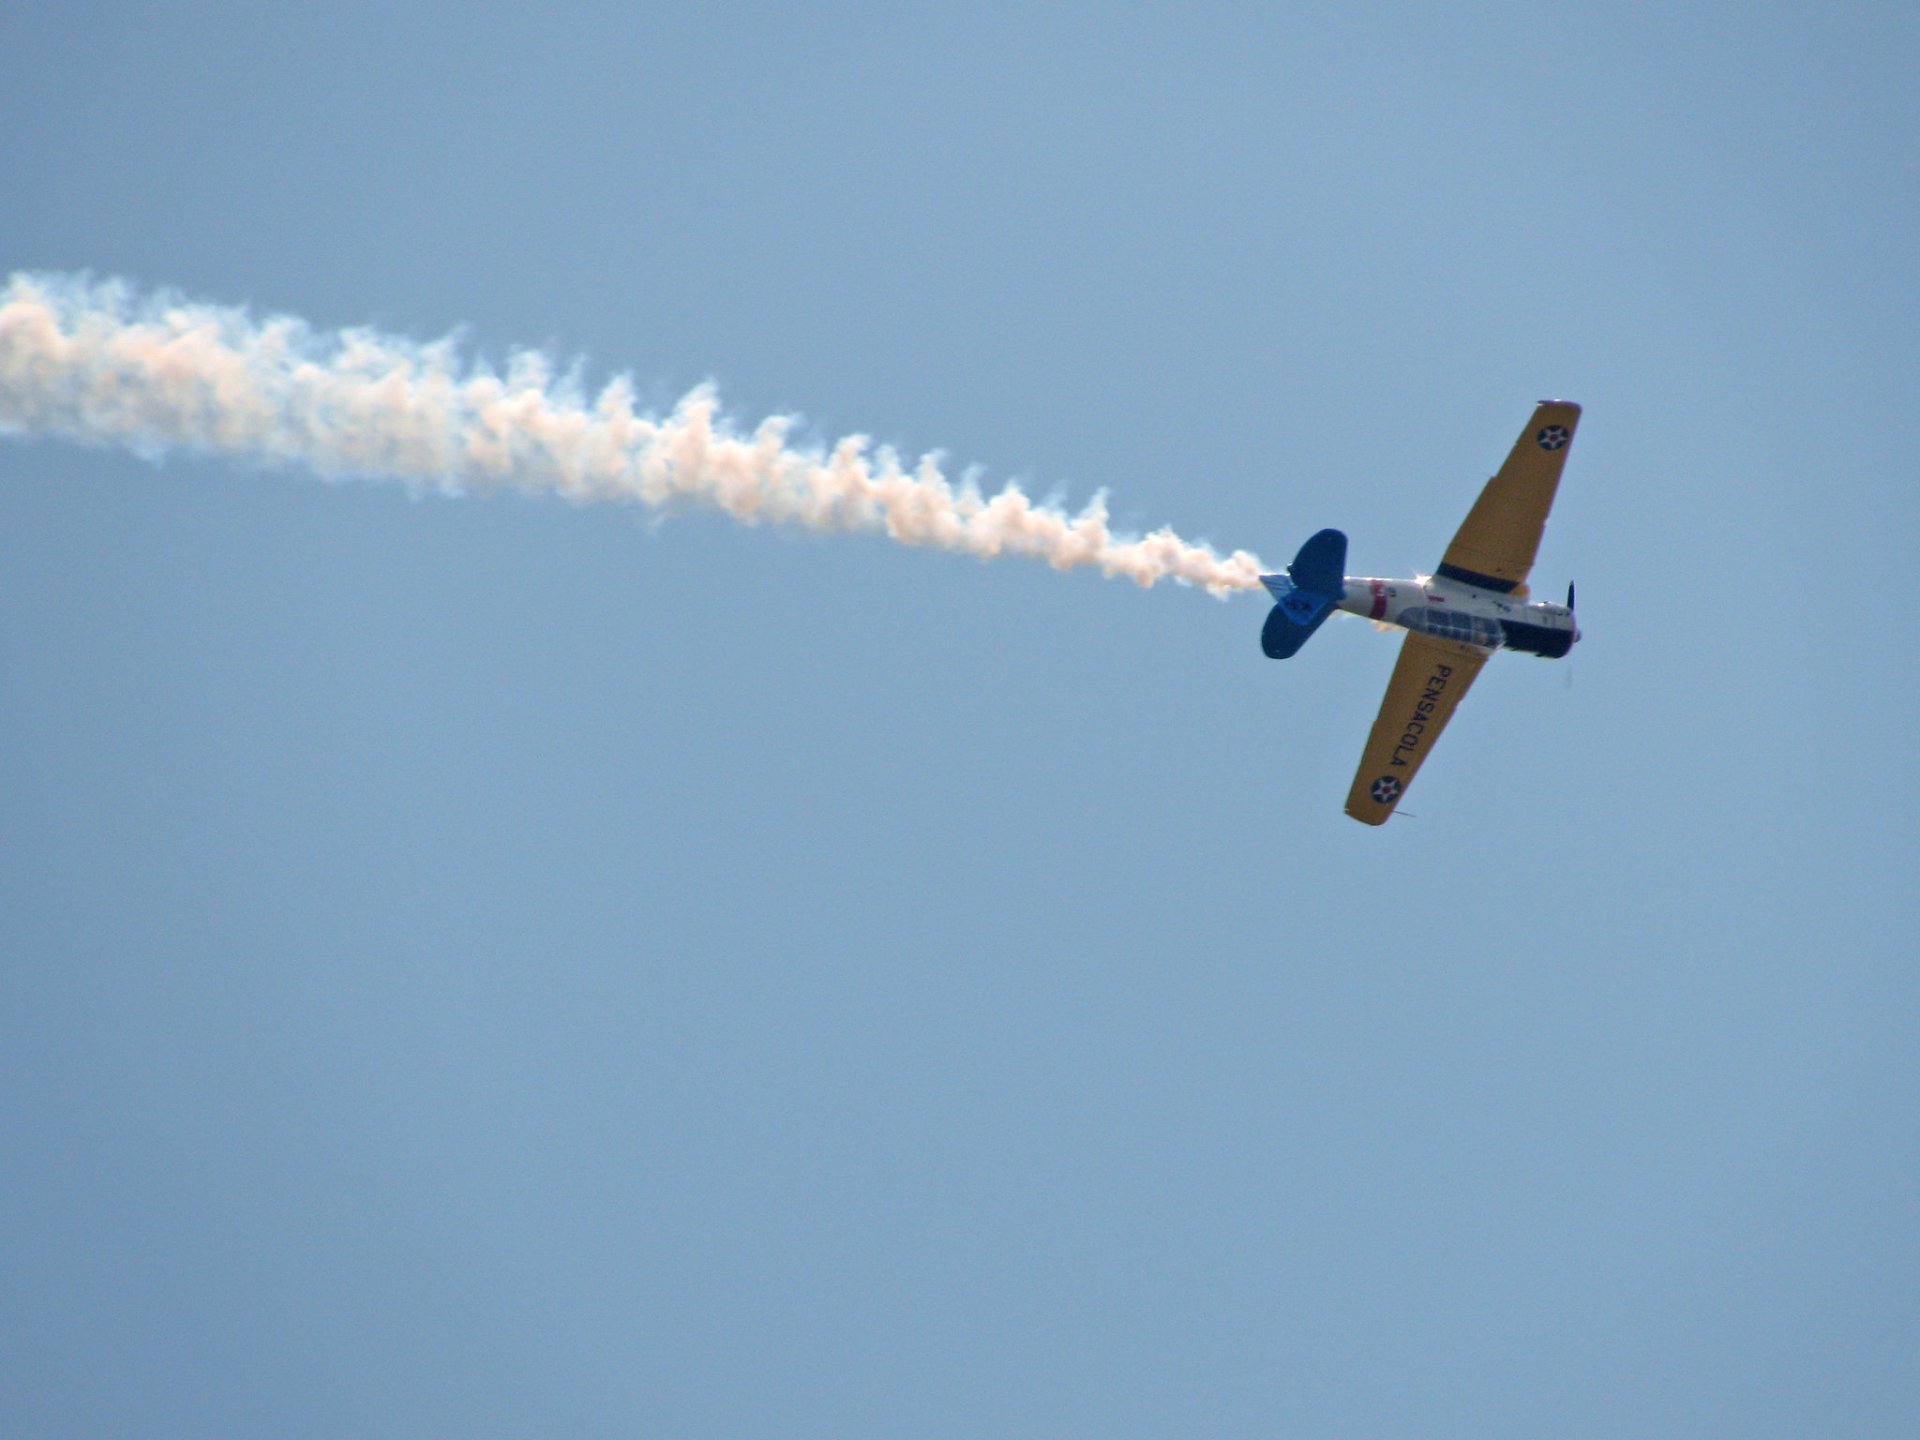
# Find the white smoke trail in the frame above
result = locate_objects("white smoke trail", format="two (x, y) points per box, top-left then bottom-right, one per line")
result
(0, 272), (1264, 594)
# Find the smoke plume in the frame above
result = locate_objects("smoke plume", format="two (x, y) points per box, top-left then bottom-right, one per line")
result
(0, 273), (1264, 594)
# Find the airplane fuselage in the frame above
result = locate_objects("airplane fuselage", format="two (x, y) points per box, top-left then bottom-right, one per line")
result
(1336, 575), (1579, 658)
(1253, 401), (1583, 821)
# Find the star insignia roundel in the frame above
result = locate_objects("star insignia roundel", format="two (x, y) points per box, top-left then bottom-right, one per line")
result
(1370, 775), (1403, 804)
(1536, 424), (1570, 451)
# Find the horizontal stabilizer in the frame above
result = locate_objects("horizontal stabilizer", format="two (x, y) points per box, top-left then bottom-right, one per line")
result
(1259, 529), (1348, 659)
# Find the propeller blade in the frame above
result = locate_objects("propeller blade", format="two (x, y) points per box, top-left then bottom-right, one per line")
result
(1567, 580), (1576, 611)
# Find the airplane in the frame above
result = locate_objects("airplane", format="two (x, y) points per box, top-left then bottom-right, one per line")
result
(1258, 400), (1581, 825)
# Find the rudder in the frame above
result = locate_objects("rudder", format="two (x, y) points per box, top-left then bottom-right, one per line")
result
(1288, 528), (1347, 597)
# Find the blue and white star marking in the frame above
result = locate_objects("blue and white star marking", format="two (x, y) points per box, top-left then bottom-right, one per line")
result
(1536, 424), (1570, 451)
(1370, 775), (1403, 804)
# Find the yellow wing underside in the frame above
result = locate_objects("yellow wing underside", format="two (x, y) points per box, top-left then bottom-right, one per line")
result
(1438, 400), (1581, 594)
(1345, 632), (1490, 825)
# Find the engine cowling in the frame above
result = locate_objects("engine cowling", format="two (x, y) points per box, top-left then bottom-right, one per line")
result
(1497, 612), (1576, 658)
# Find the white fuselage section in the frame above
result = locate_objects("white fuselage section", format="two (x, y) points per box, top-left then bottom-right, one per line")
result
(1337, 575), (1579, 656)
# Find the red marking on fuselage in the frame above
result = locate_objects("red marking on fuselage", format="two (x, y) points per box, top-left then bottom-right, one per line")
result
(1369, 579), (1387, 620)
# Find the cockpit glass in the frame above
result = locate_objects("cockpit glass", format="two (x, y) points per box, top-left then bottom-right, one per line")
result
(1405, 607), (1499, 647)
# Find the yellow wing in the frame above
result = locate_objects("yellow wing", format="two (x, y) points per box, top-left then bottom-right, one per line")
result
(1345, 632), (1490, 825)
(1437, 400), (1581, 595)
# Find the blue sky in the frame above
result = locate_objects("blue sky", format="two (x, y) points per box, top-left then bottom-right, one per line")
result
(3, 3), (1916, 1436)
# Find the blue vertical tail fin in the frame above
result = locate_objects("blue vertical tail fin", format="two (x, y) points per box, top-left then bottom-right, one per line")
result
(1259, 528), (1347, 659)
